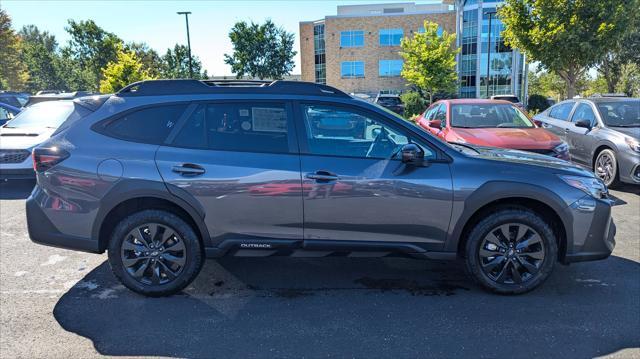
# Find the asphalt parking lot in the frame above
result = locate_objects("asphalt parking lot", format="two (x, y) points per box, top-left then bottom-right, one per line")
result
(0, 180), (638, 358)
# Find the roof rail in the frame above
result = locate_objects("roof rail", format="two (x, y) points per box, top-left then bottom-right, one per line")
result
(116, 79), (350, 98)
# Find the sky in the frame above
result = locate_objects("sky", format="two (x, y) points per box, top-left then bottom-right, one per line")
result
(2, 0), (432, 76)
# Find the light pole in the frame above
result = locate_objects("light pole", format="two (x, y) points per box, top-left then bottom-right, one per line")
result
(485, 9), (497, 98)
(177, 11), (193, 78)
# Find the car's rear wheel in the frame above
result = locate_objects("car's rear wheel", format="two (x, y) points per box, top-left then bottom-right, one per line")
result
(107, 209), (203, 297)
(464, 208), (557, 295)
(595, 149), (619, 188)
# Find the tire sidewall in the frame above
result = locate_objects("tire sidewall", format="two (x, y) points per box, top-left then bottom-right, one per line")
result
(465, 208), (557, 295)
(107, 209), (203, 297)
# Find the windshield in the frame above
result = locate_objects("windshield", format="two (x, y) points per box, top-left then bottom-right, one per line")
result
(596, 100), (640, 127)
(451, 103), (534, 128)
(4, 101), (75, 129)
(377, 97), (401, 106)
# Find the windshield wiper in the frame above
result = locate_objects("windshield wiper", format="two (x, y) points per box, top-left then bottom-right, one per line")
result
(448, 142), (480, 154)
(609, 124), (640, 127)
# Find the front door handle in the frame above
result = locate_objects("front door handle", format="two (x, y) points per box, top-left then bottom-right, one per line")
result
(172, 163), (205, 176)
(306, 170), (338, 182)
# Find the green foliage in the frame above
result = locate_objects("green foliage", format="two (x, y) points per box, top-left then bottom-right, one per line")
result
(526, 94), (550, 113)
(0, 9), (28, 90)
(400, 20), (459, 103)
(126, 42), (163, 78)
(224, 20), (296, 79)
(499, 0), (637, 98)
(161, 44), (207, 79)
(19, 25), (67, 92)
(615, 63), (640, 97)
(400, 91), (427, 118)
(63, 19), (122, 90)
(99, 46), (154, 93)
(597, 20), (640, 92)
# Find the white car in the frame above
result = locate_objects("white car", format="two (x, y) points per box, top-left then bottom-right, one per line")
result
(0, 100), (89, 180)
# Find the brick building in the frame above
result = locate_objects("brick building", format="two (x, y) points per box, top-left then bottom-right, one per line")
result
(300, 2), (456, 96)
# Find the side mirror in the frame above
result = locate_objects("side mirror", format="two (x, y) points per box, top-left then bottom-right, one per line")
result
(400, 143), (425, 164)
(428, 119), (442, 129)
(575, 119), (591, 129)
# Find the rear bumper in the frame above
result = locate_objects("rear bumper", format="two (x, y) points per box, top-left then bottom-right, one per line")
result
(26, 195), (101, 253)
(0, 168), (35, 180)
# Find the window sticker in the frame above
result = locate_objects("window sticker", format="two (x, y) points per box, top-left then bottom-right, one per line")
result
(252, 107), (287, 133)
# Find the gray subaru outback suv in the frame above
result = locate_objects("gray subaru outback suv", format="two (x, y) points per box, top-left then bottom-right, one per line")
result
(26, 80), (616, 296)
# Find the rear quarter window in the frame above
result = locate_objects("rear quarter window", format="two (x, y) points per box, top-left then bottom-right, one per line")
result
(97, 104), (188, 144)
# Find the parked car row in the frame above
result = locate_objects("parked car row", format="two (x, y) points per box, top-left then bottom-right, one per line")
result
(415, 97), (639, 188)
(19, 79), (615, 298)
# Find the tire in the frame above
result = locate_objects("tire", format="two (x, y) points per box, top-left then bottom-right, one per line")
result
(594, 149), (619, 188)
(107, 209), (203, 297)
(464, 207), (557, 295)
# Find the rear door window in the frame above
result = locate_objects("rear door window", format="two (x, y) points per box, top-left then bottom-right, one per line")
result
(548, 102), (575, 121)
(171, 102), (292, 153)
(101, 104), (188, 144)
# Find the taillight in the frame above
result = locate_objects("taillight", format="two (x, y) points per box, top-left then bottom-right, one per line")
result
(32, 147), (69, 172)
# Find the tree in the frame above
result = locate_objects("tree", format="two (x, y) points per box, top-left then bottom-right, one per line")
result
(0, 9), (28, 90)
(99, 46), (154, 93)
(400, 91), (427, 119)
(19, 25), (67, 92)
(597, 19), (640, 92)
(126, 42), (163, 78)
(224, 20), (296, 79)
(499, 0), (635, 98)
(616, 63), (640, 97)
(161, 44), (207, 79)
(399, 20), (459, 103)
(63, 19), (123, 90)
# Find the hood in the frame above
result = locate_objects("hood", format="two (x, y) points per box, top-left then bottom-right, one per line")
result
(608, 126), (640, 139)
(453, 127), (562, 149)
(0, 126), (56, 150)
(472, 146), (595, 177)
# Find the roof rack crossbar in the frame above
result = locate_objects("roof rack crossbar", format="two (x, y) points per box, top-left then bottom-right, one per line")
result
(116, 79), (350, 98)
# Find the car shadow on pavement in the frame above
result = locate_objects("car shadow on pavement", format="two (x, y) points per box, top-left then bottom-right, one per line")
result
(0, 179), (35, 200)
(53, 255), (639, 358)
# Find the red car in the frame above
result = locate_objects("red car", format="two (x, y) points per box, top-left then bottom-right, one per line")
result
(417, 99), (570, 160)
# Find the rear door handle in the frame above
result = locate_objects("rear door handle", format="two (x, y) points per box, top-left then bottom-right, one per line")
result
(172, 163), (205, 176)
(306, 170), (338, 182)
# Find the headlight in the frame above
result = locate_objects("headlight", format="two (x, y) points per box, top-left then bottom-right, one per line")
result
(625, 137), (640, 153)
(553, 141), (569, 154)
(559, 175), (607, 199)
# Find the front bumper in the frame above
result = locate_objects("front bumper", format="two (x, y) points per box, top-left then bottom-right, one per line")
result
(617, 150), (640, 184)
(563, 197), (616, 263)
(26, 194), (101, 253)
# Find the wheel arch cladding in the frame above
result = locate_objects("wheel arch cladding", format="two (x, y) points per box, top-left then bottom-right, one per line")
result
(92, 180), (211, 252)
(450, 182), (570, 262)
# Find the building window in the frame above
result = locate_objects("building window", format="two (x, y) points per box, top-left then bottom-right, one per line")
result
(379, 60), (403, 77)
(341, 61), (365, 78)
(315, 63), (326, 84)
(340, 30), (364, 47)
(313, 23), (326, 84)
(379, 28), (403, 46)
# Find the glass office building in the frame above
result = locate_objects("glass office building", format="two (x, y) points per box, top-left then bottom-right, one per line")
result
(456, 0), (527, 100)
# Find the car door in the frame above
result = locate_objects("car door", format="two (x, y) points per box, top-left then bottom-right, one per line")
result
(296, 102), (453, 250)
(538, 101), (576, 141)
(567, 102), (599, 165)
(155, 101), (303, 244)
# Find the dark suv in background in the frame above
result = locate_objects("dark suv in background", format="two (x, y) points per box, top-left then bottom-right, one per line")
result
(27, 80), (615, 297)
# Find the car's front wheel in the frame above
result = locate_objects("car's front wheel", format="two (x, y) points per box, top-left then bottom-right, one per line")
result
(464, 208), (557, 295)
(107, 209), (203, 297)
(595, 149), (619, 188)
